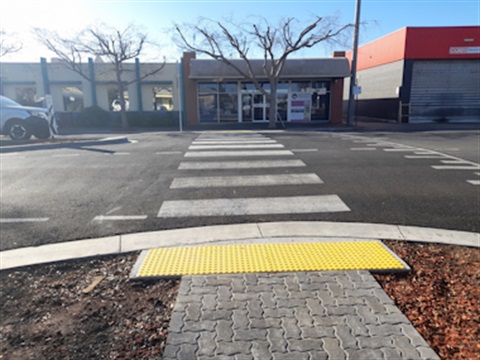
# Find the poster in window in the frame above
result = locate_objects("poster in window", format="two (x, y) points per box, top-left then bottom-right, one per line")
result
(289, 92), (311, 121)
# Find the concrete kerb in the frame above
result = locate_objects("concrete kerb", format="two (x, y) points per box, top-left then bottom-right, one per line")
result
(1, 221), (478, 271)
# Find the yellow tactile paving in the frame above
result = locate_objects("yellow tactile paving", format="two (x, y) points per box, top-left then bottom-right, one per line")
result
(135, 241), (408, 277)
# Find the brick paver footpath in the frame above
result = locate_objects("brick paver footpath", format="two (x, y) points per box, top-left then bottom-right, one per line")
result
(163, 271), (440, 360)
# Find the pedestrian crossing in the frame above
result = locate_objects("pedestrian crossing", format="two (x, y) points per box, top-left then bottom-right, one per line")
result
(158, 132), (351, 219)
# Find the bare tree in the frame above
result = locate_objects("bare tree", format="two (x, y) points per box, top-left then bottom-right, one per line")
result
(0, 30), (22, 57)
(34, 24), (165, 129)
(176, 16), (351, 128)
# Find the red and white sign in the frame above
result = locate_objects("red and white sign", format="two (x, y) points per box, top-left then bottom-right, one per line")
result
(288, 92), (311, 122)
(449, 46), (480, 55)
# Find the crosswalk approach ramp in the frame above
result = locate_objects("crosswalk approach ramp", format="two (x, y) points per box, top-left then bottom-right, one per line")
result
(131, 241), (409, 278)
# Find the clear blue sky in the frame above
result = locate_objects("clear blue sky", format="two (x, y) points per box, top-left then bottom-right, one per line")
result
(1, 0), (479, 62)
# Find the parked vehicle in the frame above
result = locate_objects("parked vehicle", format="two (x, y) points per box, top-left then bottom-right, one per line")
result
(0, 95), (52, 140)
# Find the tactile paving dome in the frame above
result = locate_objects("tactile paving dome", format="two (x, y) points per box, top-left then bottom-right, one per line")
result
(135, 241), (408, 277)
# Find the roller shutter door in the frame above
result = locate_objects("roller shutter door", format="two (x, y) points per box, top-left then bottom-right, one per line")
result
(410, 60), (480, 123)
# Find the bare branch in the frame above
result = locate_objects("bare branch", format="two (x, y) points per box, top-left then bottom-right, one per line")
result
(0, 30), (22, 57)
(175, 15), (352, 128)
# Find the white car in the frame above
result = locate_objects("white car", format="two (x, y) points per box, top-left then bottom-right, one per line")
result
(0, 96), (52, 140)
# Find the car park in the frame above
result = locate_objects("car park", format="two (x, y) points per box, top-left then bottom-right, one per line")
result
(0, 95), (52, 140)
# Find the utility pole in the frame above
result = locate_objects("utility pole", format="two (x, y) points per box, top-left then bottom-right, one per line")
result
(347, 0), (361, 126)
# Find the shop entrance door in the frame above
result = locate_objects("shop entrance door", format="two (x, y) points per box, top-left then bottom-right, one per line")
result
(252, 93), (268, 122)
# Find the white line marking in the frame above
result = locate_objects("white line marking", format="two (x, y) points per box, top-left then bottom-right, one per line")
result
(292, 149), (318, 152)
(0, 155), (26, 158)
(52, 154), (80, 157)
(467, 180), (480, 185)
(440, 160), (471, 164)
(156, 151), (183, 155)
(384, 148), (416, 152)
(179, 160), (306, 170)
(92, 215), (148, 221)
(0, 218), (49, 223)
(405, 155), (446, 159)
(350, 148), (376, 151)
(184, 150), (294, 157)
(170, 173), (323, 189)
(475, 172), (480, 176)
(193, 140), (275, 144)
(189, 144), (284, 150)
(413, 151), (439, 155)
(432, 165), (480, 170)
(157, 195), (351, 217)
(113, 152), (130, 155)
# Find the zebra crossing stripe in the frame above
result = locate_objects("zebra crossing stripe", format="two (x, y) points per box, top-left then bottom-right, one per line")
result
(170, 173), (323, 189)
(157, 195), (350, 217)
(92, 215), (148, 221)
(189, 144), (284, 150)
(192, 140), (277, 144)
(178, 160), (306, 170)
(184, 150), (294, 157)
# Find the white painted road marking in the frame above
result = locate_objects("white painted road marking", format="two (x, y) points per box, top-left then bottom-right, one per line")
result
(92, 215), (148, 221)
(291, 149), (318, 152)
(440, 160), (472, 164)
(0, 218), (49, 223)
(170, 173), (323, 189)
(158, 195), (351, 217)
(189, 144), (284, 150)
(192, 140), (276, 144)
(432, 165), (480, 170)
(405, 155), (446, 159)
(156, 151), (183, 155)
(184, 150), (294, 157)
(467, 180), (480, 185)
(351, 148), (376, 151)
(179, 160), (306, 170)
(384, 148), (416, 152)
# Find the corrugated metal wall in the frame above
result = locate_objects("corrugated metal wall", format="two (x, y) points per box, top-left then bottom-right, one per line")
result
(410, 60), (480, 123)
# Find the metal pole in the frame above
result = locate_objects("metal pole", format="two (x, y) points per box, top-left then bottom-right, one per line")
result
(347, 0), (361, 126)
(176, 61), (183, 132)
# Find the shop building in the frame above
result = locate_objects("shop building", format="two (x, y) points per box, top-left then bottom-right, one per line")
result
(345, 26), (480, 123)
(181, 52), (350, 126)
(0, 59), (178, 114)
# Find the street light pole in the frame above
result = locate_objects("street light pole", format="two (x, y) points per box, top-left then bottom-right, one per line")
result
(347, 0), (361, 126)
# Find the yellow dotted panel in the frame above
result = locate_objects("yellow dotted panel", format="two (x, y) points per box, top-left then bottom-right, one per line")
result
(137, 241), (407, 277)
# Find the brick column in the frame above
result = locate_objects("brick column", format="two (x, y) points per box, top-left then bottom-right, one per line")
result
(182, 52), (198, 126)
(330, 78), (344, 125)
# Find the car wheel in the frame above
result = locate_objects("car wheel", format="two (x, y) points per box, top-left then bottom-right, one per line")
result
(34, 128), (51, 139)
(7, 120), (31, 140)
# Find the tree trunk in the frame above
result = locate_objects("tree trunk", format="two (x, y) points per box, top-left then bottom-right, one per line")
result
(268, 82), (277, 129)
(117, 85), (128, 130)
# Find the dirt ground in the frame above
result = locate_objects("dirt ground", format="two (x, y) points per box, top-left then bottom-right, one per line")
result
(1, 241), (478, 360)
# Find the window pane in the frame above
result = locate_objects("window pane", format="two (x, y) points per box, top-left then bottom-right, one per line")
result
(199, 94), (218, 122)
(153, 86), (173, 111)
(15, 87), (40, 107)
(108, 88), (129, 111)
(219, 93), (238, 122)
(198, 82), (218, 93)
(219, 82), (238, 93)
(290, 81), (311, 93)
(62, 86), (84, 111)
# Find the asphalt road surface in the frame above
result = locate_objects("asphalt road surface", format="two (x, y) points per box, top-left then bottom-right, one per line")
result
(1, 129), (478, 251)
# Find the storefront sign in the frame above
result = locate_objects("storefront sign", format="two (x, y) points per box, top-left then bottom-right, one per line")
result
(449, 46), (480, 55)
(289, 92), (311, 121)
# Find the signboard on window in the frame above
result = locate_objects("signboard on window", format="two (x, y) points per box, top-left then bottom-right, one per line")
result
(449, 46), (480, 55)
(289, 92), (311, 121)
